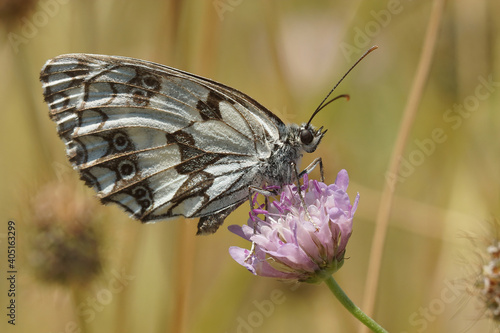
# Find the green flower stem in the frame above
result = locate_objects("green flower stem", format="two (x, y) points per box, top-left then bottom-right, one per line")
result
(324, 275), (388, 333)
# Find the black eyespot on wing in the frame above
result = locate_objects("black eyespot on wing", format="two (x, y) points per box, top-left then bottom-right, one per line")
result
(118, 160), (136, 179)
(113, 132), (130, 151)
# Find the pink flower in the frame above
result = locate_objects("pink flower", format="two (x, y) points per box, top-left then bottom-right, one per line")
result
(229, 169), (359, 282)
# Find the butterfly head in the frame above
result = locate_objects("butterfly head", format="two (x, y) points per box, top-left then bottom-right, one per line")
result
(297, 92), (351, 154)
(298, 124), (327, 153)
(294, 46), (379, 156)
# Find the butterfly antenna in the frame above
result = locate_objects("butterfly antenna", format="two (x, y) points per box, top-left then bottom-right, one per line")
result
(306, 45), (378, 127)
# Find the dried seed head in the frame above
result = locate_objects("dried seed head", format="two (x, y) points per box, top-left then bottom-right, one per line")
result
(28, 181), (103, 287)
(0, 0), (37, 28)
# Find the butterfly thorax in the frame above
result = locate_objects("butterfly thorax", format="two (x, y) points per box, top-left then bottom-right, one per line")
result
(261, 141), (302, 186)
(260, 123), (324, 187)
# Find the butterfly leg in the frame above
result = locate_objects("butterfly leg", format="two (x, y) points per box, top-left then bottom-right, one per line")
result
(298, 157), (324, 182)
(247, 186), (277, 227)
(293, 160), (323, 230)
(244, 186), (277, 261)
(248, 186), (277, 209)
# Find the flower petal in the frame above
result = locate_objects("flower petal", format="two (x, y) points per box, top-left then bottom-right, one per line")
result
(229, 246), (257, 274)
(334, 169), (349, 191)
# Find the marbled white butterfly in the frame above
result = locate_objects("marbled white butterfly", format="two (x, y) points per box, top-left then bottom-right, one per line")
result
(40, 50), (374, 235)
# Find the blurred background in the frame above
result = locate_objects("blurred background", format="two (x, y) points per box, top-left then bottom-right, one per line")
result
(0, 0), (499, 332)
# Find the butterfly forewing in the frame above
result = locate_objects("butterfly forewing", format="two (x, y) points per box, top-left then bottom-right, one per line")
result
(40, 54), (287, 233)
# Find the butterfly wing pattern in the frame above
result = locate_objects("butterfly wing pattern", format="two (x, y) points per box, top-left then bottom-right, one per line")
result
(40, 54), (325, 234)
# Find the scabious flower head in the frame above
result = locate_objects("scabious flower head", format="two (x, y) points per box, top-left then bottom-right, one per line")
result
(229, 169), (359, 283)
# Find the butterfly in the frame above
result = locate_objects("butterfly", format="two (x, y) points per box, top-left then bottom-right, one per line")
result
(39, 50), (374, 235)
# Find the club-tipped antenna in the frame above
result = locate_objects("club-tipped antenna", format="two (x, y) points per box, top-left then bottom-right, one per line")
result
(306, 45), (378, 127)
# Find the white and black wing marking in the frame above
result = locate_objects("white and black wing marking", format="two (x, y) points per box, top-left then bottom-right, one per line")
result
(40, 54), (326, 234)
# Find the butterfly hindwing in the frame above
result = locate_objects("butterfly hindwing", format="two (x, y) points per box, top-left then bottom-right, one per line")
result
(40, 54), (283, 233)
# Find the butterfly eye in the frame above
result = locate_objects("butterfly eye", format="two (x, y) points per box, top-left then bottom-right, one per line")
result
(300, 128), (314, 145)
